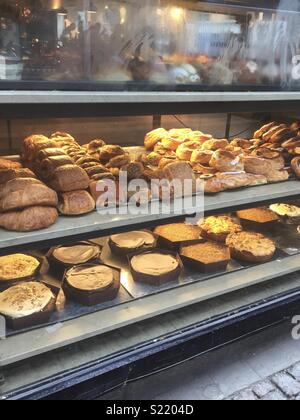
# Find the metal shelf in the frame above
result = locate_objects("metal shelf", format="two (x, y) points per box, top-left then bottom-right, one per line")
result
(1, 251), (299, 367)
(0, 181), (299, 254)
(1, 91), (300, 104)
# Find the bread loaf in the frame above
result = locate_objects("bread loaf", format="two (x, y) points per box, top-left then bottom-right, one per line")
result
(0, 168), (36, 185)
(0, 206), (58, 232)
(0, 158), (22, 170)
(48, 165), (90, 192)
(37, 148), (66, 161)
(40, 155), (73, 179)
(0, 184), (58, 212)
(58, 190), (95, 215)
(0, 178), (43, 199)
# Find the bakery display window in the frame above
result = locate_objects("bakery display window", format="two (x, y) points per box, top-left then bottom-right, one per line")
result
(0, 0), (300, 91)
(0, 107), (300, 400)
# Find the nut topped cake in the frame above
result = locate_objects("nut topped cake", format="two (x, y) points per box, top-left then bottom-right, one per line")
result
(180, 242), (230, 273)
(0, 254), (40, 282)
(199, 216), (242, 243)
(226, 231), (276, 262)
(0, 282), (54, 319)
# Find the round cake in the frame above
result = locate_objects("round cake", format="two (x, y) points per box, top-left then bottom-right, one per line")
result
(154, 223), (202, 243)
(199, 216), (242, 243)
(269, 204), (300, 224)
(0, 282), (54, 319)
(52, 242), (100, 265)
(226, 231), (276, 262)
(0, 254), (40, 282)
(66, 265), (114, 292)
(131, 253), (179, 276)
(110, 231), (156, 255)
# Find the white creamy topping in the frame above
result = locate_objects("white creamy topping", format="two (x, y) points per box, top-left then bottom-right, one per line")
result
(111, 231), (155, 249)
(0, 282), (54, 319)
(131, 253), (178, 276)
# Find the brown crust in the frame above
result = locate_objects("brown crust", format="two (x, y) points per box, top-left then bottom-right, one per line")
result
(109, 230), (157, 257)
(229, 247), (275, 263)
(291, 157), (300, 179)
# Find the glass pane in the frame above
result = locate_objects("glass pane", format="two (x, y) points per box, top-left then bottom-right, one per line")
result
(0, 0), (299, 90)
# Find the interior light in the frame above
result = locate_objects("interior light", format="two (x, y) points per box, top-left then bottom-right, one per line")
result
(170, 7), (183, 20)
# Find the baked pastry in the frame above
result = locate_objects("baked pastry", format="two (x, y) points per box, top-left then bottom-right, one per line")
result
(201, 139), (229, 151)
(121, 162), (144, 180)
(204, 173), (267, 194)
(50, 131), (75, 142)
(243, 155), (287, 182)
(254, 122), (277, 139)
(98, 145), (126, 163)
(291, 157), (300, 179)
(190, 150), (213, 165)
(144, 128), (169, 150)
(129, 250), (182, 285)
(0, 183), (58, 212)
(189, 131), (212, 143)
(161, 135), (185, 151)
(269, 203), (300, 224)
(0, 158), (22, 169)
(168, 128), (193, 140)
(164, 161), (196, 189)
(88, 139), (106, 152)
(106, 154), (131, 169)
(0, 178), (43, 199)
(58, 190), (95, 215)
(237, 208), (279, 231)
(265, 170), (289, 183)
(0, 206), (58, 232)
(63, 264), (120, 306)
(180, 242), (231, 273)
(230, 138), (252, 149)
(270, 128), (293, 144)
(154, 223), (204, 250)
(282, 137), (300, 155)
(85, 165), (109, 178)
(199, 216), (242, 243)
(48, 165), (90, 192)
(0, 254), (41, 290)
(0, 282), (55, 329)
(0, 168), (36, 185)
(226, 231), (276, 263)
(176, 141), (201, 161)
(37, 148), (66, 161)
(251, 148), (285, 170)
(49, 242), (102, 272)
(39, 155), (73, 179)
(209, 150), (244, 172)
(109, 230), (156, 256)
(262, 124), (286, 142)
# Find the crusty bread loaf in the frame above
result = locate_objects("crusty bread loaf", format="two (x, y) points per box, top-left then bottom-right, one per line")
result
(39, 155), (73, 180)
(209, 150), (244, 172)
(0, 183), (58, 212)
(0, 168), (36, 185)
(47, 165), (90, 192)
(37, 148), (66, 161)
(0, 178), (43, 199)
(58, 190), (95, 215)
(204, 173), (267, 194)
(0, 206), (58, 232)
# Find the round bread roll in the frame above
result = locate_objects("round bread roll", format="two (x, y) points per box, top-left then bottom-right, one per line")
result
(190, 150), (213, 165)
(201, 139), (229, 151)
(209, 150), (244, 172)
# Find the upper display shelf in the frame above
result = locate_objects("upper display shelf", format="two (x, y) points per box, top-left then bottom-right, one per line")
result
(0, 0), (300, 92)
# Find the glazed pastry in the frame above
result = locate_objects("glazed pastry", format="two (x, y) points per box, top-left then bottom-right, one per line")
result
(253, 122), (277, 139)
(199, 215), (242, 243)
(0, 158), (22, 170)
(176, 141), (201, 161)
(144, 128), (169, 151)
(201, 139), (229, 151)
(180, 241), (230, 273)
(0, 206), (58, 232)
(226, 231), (276, 263)
(190, 150), (214, 165)
(209, 150), (244, 172)
(58, 190), (95, 215)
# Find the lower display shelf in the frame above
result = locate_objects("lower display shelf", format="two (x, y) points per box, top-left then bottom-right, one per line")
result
(1, 238), (300, 367)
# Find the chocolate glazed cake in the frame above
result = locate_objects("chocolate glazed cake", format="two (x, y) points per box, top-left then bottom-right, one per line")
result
(109, 230), (157, 256)
(129, 249), (182, 285)
(63, 264), (121, 306)
(0, 282), (56, 330)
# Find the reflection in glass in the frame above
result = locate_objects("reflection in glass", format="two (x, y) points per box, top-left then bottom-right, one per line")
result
(0, 0), (299, 90)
